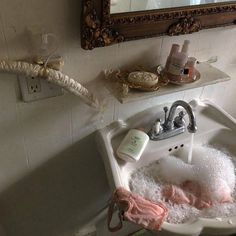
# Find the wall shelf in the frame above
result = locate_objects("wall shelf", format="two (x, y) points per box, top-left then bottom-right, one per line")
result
(105, 63), (230, 104)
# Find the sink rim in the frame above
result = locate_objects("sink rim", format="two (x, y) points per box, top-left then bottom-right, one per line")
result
(97, 99), (236, 235)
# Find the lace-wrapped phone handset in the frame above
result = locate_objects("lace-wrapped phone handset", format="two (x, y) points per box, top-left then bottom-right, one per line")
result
(0, 60), (100, 109)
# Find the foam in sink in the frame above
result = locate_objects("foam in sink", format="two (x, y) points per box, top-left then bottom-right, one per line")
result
(129, 144), (236, 224)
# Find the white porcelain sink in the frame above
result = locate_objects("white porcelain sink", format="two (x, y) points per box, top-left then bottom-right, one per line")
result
(96, 100), (236, 236)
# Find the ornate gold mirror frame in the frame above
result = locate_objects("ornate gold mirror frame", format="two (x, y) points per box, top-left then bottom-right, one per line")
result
(81, 0), (236, 50)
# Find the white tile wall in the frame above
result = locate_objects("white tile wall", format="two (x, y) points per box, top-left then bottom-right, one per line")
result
(0, 0), (235, 235)
(0, 74), (29, 190)
(16, 95), (73, 169)
(117, 37), (163, 68)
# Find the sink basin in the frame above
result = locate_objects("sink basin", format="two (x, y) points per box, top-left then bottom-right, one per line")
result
(96, 100), (236, 236)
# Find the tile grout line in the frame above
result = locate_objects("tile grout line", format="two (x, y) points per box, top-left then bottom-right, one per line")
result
(159, 36), (164, 64)
(15, 103), (31, 169)
(0, 12), (10, 59)
(0, 8), (30, 168)
(70, 103), (74, 145)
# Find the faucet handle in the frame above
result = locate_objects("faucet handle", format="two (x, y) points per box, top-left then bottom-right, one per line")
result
(154, 118), (162, 134)
(148, 118), (162, 139)
(163, 106), (169, 122)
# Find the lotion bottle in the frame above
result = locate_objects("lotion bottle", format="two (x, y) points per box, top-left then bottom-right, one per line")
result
(168, 40), (190, 76)
(165, 44), (180, 72)
(116, 129), (149, 162)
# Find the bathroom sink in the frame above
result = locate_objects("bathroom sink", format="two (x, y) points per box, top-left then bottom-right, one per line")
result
(96, 100), (236, 236)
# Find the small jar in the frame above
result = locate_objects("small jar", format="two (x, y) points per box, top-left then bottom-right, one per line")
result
(185, 57), (197, 80)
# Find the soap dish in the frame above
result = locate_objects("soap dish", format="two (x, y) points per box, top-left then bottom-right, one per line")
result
(105, 66), (169, 96)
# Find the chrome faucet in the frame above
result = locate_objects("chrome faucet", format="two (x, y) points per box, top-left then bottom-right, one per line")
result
(148, 100), (197, 140)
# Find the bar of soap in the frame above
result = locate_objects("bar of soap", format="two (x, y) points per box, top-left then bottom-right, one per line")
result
(128, 71), (158, 87)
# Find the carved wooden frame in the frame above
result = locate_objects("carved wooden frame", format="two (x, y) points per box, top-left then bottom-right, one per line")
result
(81, 0), (236, 50)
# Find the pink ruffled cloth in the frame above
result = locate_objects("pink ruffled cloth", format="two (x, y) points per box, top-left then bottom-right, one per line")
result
(162, 180), (233, 209)
(108, 182), (233, 232)
(108, 187), (168, 232)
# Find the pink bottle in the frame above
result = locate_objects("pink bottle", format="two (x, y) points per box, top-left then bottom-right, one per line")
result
(165, 44), (180, 72)
(167, 40), (190, 82)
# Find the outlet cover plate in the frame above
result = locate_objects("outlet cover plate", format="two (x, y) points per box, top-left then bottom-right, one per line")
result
(18, 75), (63, 102)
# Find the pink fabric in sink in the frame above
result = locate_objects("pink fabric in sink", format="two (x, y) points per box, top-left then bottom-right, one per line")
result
(108, 187), (168, 232)
(163, 181), (212, 209)
(162, 180), (233, 209)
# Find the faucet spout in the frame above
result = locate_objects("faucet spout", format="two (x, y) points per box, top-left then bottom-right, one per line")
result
(164, 100), (197, 133)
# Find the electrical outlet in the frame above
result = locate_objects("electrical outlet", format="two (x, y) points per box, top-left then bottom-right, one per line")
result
(26, 76), (41, 94)
(18, 75), (63, 102)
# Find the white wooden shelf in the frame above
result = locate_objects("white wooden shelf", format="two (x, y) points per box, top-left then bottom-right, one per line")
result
(105, 63), (230, 104)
